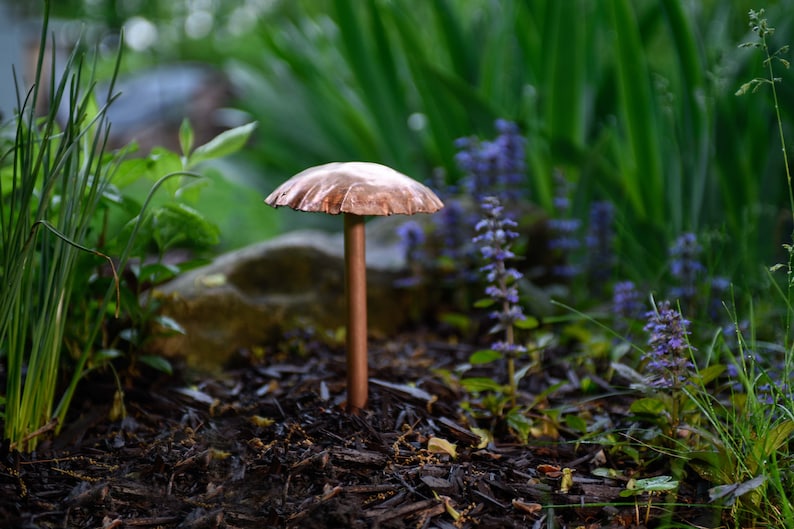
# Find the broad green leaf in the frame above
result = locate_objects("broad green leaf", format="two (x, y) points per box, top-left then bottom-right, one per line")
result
(153, 316), (186, 336)
(92, 348), (124, 363)
(564, 413), (588, 434)
(138, 355), (173, 375)
(189, 122), (258, 168)
(688, 450), (735, 484)
(757, 420), (794, 460)
(708, 475), (766, 506)
(629, 397), (667, 416)
(513, 362), (534, 386)
(506, 408), (533, 443)
(514, 316), (540, 330)
(113, 158), (150, 188)
(592, 467), (624, 479)
(151, 202), (221, 251)
(620, 475), (678, 497)
(438, 312), (472, 333)
(469, 349), (502, 364)
(461, 377), (504, 394)
(138, 262), (181, 284)
(693, 364), (726, 386)
(473, 298), (496, 309)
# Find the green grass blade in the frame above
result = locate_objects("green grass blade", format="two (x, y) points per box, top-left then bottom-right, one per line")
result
(544, 0), (586, 156)
(607, 0), (664, 225)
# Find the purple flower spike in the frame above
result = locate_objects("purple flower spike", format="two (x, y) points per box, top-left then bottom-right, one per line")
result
(473, 195), (527, 355)
(585, 201), (616, 289)
(643, 300), (695, 388)
(455, 120), (527, 204)
(669, 232), (704, 304)
(613, 281), (643, 321)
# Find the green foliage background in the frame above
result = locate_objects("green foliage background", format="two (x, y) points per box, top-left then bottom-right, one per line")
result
(9, 0), (794, 281)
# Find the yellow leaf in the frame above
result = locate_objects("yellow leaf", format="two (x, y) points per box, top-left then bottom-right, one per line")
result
(470, 427), (492, 449)
(559, 467), (575, 493)
(427, 436), (457, 459)
(211, 448), (231, 460)
(249, 415), (275, 428)
(512, 499), (542, 514)
(435, 493), (461, 521)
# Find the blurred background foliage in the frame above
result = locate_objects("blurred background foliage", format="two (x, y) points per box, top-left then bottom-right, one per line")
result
(3, 0), (793, 286)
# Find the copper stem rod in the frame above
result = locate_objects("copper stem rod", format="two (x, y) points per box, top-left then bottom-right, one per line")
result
(344, 213), (368, 412)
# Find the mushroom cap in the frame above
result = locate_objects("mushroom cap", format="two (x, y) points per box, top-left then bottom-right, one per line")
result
(265, 162), (444, 216)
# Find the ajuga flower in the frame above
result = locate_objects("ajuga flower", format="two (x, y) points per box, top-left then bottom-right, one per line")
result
(455, 120), (526, 204)
(669, 232), (704, 305)
(547, 171), (581, 279)
(395, 220), (427, 287)
(473, 196), (526, 355)
(643, 300), (695, 388)
(613, 281), (644, 321)
(585, 201), (616, 290)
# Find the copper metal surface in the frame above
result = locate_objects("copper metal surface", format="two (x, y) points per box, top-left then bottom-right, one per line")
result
(344, 214), (368, 412)
(265, 162), (444, 216)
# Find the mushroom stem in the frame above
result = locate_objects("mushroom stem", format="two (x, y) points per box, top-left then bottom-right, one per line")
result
(344, 213), (368, 412)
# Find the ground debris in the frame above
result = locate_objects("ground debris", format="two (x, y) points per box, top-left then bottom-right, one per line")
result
(0, 334), (715, 528)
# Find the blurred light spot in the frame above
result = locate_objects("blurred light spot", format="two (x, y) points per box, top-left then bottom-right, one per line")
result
(407, 112), (427, 131)
(185, 10), (214, 39)
(124, 16), (158, 51)
(227, 6), (258, 36)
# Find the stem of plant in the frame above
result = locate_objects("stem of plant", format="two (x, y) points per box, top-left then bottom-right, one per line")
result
(498, 268), (517, 407)
(761, 27), (794, 342)
(344, 213), (368, 412)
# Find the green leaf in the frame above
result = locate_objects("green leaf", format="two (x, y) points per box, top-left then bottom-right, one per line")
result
(437, 312), (472, 333)
(514, 316), (540, 330)
(629, 396), (667, 416)
(620, 475), (678, 497)
(708, 475), (766, 506)
(179, 118), (194, 156)
(473, 298), (496, 309)
(138, 355), (173, 375)
(564, 413), (588, 434)
(688, 450), (735, 484)
(154, 315), (186, 335)
(469, 349), (503, 364)
(189, 122), (258, 168)
(607, 0), (663, 223)
(461, 377), (504, 394)
(137, 262), (181, 284)
(757, 420), (794, 459)
(151, 202), (221, 251)
(506, 408), (533, 443)
(92, 348), (124, 363)
(513, 362), (534, 387)
(693, 364), (726, 386)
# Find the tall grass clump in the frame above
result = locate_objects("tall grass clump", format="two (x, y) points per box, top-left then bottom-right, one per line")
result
(0, 2), (124, 451)
(679, 8), (794, 527)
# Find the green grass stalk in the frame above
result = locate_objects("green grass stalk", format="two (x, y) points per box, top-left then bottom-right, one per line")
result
(0, 1), (123, 451)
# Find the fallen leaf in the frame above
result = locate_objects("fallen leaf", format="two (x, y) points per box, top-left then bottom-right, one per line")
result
(512, 499), (542, 514)
(427, 436), (457, 459)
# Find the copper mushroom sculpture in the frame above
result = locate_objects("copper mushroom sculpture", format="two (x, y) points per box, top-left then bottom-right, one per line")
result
(265, 162), (444, 411)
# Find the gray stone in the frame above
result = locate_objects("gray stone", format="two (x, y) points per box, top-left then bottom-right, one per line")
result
(147, 216), (428, 370)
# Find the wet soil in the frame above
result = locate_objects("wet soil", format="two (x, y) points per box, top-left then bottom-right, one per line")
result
(1, 333), (721, 528)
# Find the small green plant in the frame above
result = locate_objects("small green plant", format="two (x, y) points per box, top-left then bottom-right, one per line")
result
(0, 2), (125, 451)
(0, 2), (257, 451)
(619, 475), (679, 526)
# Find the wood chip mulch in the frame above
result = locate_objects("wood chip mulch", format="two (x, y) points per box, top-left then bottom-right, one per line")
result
(0, 335), (720, 528)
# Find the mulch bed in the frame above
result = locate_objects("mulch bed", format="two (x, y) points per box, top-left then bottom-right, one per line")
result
(1, 333), (721, 528)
